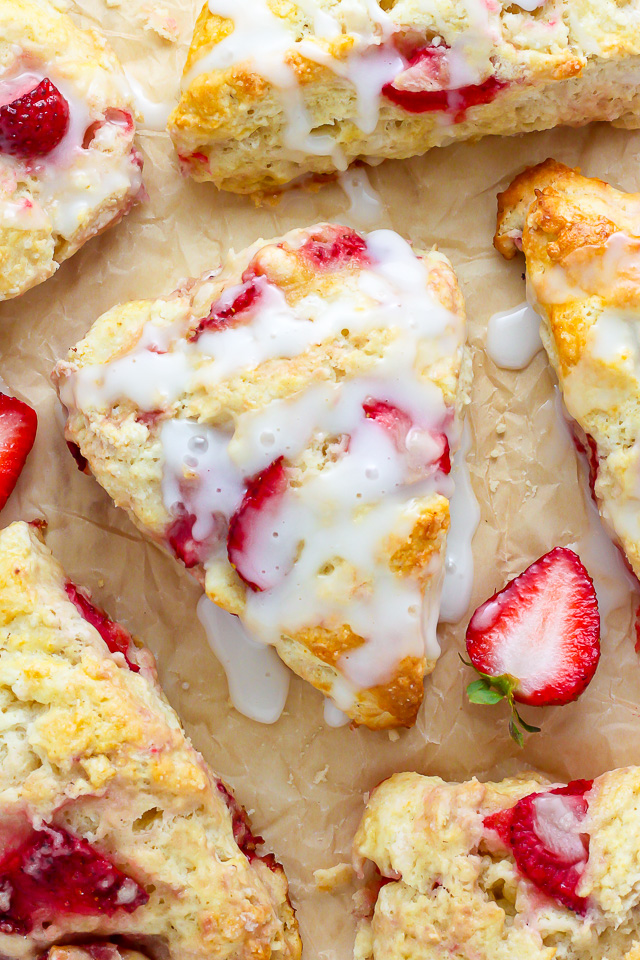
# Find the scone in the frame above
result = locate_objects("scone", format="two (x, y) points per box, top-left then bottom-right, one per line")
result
(0, 520), (300, 960)
(353, 768), (640, 959)
(53, 223), (469, 729)
(495, 160), (640, 582)
(0, 0), (143, 301)
(169, 0), (640, 195)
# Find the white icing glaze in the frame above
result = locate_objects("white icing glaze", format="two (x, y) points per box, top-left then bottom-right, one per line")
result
(323, 698), (350, 726)
(439, 420), (479, 624)
(0, 66), (140, 243)
(122, 69), (175, 132)
(339, 166), (385, 229)
(65, 228), (466, 703)
(486, 300), (543, 370)
(197, 594), (290, 723)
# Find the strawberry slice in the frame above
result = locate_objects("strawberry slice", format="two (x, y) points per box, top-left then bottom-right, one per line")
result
(189, 276), (265, 341)
(382, 46), (506, 119)
(298, 226), (370, 270)
(0, 79), (69, 159)
(0, 825), (148, 934)
(65, 582), (139, 672)
(465, 547), (600, 741)
(0, 394), (37, 511)
(363, 399), (451, 475)
(484, 780), (593, 915)
(227, 457), (289, 591)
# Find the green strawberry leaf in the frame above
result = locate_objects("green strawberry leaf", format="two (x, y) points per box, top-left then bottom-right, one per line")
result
(513, 707), (541, 734)
(467, 679), (505, 705)
(508, 717), (524, 747)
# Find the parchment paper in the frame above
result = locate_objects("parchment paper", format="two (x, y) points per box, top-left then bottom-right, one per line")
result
(4, 3), (640, 955)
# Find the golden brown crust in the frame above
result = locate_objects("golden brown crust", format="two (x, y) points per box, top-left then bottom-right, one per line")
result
(495, 160), (640, 582)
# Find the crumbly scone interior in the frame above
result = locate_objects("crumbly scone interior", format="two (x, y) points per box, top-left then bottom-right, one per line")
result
(0, 520), (300, 960)
(168, 0), (640, 193)
(0, 0), (142, 300)
(353, 770), (640, 960)
(54, 223), (468, 729)
(495, 159), (640, 580)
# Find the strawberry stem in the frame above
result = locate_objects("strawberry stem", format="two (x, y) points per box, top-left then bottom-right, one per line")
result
(461, 656), (541, 746)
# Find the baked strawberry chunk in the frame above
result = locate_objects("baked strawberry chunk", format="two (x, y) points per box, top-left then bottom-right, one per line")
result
(189, 277), (265, 341)
(0, 79), (69, 158)
(227, 457), (289, 591)
(363, 399), (451, 475)
(298, 226), (370, 269)
(65, 582), (139, 672)
(0, 825), (148, 934)
(216, 781), (263, 856)
(167, 507), (208, 568)
(0, 394), (37, 511)
(485, 780), (593, 915)
(383, 46), (506, 120)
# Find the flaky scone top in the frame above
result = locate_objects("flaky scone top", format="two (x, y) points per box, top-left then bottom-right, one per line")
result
(0, 521), (299, 960)
(54, 223), (469, 729)
(496, 159), (640, 581)
(0, 0), (142, 300)
(353, 769), (640, 960)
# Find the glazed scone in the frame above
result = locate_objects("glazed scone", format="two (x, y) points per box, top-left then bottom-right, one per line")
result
(0, 0), (143, 301)
(169, 0), (640, 195)
(353, 769), (640, 959)
(53, 223), (469, 729)
(0, 520), (300, 960)
(495, 160), (640, 582)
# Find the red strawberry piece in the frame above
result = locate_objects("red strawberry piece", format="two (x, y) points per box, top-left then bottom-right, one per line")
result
(65, 581), (139, 672)
(363, 400), (451, 475)
(216, 781), (263, 857)
(298, 226), (370, 269)
(0, 824), (148, 934)
(483, 807), (513, 849)
(66, 440), (89, 474)
(189, 276), (265, 341)
(508, 780), (593, 914)
(0, 79), (69, 159)
(227, 457), (289, 591)
(167, 507), (206, 568)
(0, 394), (37, 511)
(382, 46), (506, 119)
(571, 426), (599, 500)
(466, 547), (600, 707)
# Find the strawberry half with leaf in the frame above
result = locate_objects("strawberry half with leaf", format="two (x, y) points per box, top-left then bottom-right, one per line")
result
(464, 547), (600, 744)
(0, 394), (37, 510)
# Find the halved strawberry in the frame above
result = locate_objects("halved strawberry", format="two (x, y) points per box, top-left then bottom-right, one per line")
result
(189, 276), (265, 341)
(382, 46), (506, 119)
(65, 582), (139, 672)
(227, 457), (289, 591)
(0, 394), (37, 511)
(465, 547), (600, 743)
(363, 399), (451, 475)
(0, 79), (69, 159)
(0, 825), (148, 934)
(298, 226), (370, 270)
(484, 780), (593, 915)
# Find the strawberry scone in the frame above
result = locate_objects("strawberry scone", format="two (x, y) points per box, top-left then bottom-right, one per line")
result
(0, 520), (300, 960)
(495, 160), (640, 582)
(169, 0), (640, 194)
(0, 0), (143, 301)
(53, 223), (469, 729)
(354, 769), (640, 959)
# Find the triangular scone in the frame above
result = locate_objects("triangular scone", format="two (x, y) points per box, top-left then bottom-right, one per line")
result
(353, 768), (640, 959)
(169, 0), (640, 194)
(0, 0), (143, 301)
(495, 160), (640, 580)
(53, 224), (469, 729)
(0, 521), (300, 960)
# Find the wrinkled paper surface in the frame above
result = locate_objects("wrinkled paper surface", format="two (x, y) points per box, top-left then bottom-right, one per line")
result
(4, 2), (640, 955)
